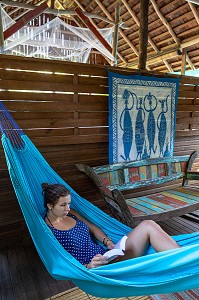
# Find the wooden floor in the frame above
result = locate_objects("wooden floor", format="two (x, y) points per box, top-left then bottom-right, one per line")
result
(1, 214), (199, 300)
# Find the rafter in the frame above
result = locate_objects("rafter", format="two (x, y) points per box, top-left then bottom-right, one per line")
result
(148, 0), (196, 71)
(13, 0), (46, 21)
(4, 1), (48, 40)
(94, 0), (139, 57)
(150, 0), (180, 45)
(0, 0), (117, 25)
(163, 59), (174, 72)
(7, 0), (33, 19)
(74, 0), (126, 64)
(186, 55), (196, 70)
(0, 4), (4, 52)
(123, 30), (199, 69)
(57, 0), (112, 65)
(121, 0), (159, 53)
(112, 1), (120, 66)
(188, 1), (199, 25)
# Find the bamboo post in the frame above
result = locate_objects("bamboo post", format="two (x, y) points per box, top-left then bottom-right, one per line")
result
(112, 1), (120, 66)
(138, 0), (149, 70)
(0, 4), (4, 53)
(181, 48), (187, 75)
(4, 1), (48, 40)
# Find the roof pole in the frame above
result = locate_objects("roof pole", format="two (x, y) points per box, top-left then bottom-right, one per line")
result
(112, 1), (120, 66)
(0, 4), (4, 53)
(4, 1), (48, 40)
(138, 0), (149, 70)
(181, 48), (187, 75)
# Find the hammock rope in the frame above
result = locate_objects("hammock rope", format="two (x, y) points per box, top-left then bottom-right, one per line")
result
(0, 101), (199, 297)
(0, 102), (25, 149)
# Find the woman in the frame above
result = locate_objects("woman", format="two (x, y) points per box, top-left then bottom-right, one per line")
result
(43, 183), (180, 269)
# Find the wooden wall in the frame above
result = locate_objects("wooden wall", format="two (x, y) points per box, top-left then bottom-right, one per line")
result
(1, 54), (199, 245)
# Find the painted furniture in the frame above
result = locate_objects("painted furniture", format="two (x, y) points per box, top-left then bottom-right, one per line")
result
(76, 150), (199, 227)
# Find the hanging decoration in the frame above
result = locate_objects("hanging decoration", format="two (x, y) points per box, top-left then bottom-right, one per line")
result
(108, 71), (180, 164)
(1, 7), (114, 63)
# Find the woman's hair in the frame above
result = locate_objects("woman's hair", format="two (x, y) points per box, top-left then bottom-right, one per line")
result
(42, 183), (70, 208)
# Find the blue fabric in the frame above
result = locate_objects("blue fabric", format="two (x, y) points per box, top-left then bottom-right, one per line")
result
(48, 213), (106, 264)
(1, 132), (199, 297)
(108, 71), (180, 163)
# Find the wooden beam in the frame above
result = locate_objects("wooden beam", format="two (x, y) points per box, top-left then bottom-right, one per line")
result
(187, 2), (199, 24)
(94, 0), (139, 56)
(150, 0), (180, 45)
(8, 0), (34, 20)
(139, 0), (149, 70)
(74, 0), (126, 64)
(163, 59), (173, 72)
(121, 0), (159, 53)
(4, 1), (48, 40)
(50, 0), (55, 9)
(181, 35), (199, 48)
(186, 55), (195, 70)
(126, 48), (180, 68)
(0, 0), (116, 25)
(112, 1), (120, 66)
(124, 32), (199, 68)
(74, 6), (112, 54)
(0, 4), (4, 53)
(181, 48), (187, 75)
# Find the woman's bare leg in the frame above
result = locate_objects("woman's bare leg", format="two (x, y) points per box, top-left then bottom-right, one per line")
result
(122, 220), (180, 260)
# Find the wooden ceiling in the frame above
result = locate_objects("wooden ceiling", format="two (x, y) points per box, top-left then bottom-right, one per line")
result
(1, 0), (199, 73)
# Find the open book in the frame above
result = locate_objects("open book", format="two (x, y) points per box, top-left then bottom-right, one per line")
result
(103, 235), (128, 262)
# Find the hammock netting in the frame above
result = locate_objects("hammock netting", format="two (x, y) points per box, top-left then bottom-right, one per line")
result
(0, 101), (199, 297)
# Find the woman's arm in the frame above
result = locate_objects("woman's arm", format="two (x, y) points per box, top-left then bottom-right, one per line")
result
(70, 209), (114, 249)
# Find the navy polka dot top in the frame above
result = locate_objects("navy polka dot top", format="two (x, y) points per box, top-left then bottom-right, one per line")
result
(47, 213), (106, 265)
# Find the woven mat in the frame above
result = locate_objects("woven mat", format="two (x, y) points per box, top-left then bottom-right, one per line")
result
(46, 287), (199, 300)
(150, 289), (199, 300)
(46, 287), (151, 300)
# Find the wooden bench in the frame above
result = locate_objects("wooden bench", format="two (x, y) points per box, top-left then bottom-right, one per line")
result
(76, 151), (199, 227)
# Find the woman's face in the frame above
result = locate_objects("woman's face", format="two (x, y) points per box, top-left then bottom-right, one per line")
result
(48, 194), (71, 218)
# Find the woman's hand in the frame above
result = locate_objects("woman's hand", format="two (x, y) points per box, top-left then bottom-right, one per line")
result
(106, 240), (115, 250)
(87, 254), (108, 269)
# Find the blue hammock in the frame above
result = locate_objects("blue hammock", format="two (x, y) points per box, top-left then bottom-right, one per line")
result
(1, 102), (199, 297)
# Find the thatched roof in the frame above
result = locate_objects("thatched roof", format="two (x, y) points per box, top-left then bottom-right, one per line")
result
(1, 0), (199, 73)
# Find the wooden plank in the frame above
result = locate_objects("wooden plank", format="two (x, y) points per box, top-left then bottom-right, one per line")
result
(127, 188), (199, 217)
(0, 69), (108, 86)
(176, 130), (199, 137)
(13, 118), (108, 129)
(15, 246), (40, 299)
(180, 75), (199, 85)
(0, 69), (74, 84)
(0, 55), (108, 77)
(1, 248), (14, 300)
(10, 111), (75, 120)
(0, 80), (108, 94)
(178, 90), (199, 98)
(177, 104), (199, 112)
(0, 92), (75, 101)
(29, 135), (108, 146)
(0, 101), (108, 112)
(7, 248), (27, 300)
